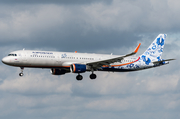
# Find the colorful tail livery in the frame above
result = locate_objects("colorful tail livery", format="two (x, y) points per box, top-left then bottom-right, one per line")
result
(111, 34), (175, 71)
(2, 34), (175, 80)
(141, 34), (165, 64)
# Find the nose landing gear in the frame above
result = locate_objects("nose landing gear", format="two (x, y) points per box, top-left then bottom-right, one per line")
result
(19, 67), (24, 77)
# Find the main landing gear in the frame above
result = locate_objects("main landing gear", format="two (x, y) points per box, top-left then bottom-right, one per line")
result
(90, 73), (96, 79)
(76, 74), (83, 80)
(90, 69), (97, 79)
(19, 67), (24, 77)
(76, 73), (97, 81)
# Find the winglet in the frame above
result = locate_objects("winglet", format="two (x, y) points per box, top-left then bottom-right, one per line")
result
(134, 43), (141, 53)
(123, 43), (141, 57)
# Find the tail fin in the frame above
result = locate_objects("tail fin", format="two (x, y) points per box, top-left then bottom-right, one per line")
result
(140, 34), (166, 65)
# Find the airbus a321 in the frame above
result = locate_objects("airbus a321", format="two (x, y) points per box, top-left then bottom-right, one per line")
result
(2, 34), (174, 80)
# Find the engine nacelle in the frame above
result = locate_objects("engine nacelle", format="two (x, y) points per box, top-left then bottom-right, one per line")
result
(50, 69), (67, 75)
(70, 64), (86, 73)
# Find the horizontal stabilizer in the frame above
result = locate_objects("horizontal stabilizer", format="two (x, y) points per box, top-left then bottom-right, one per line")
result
(152, 59), (175, 64)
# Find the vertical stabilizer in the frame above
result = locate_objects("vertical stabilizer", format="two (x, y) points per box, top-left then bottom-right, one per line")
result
(140, 34), (166, 65)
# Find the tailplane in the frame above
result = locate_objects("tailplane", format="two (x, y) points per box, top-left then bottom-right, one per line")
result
(140, 34), (166, 65)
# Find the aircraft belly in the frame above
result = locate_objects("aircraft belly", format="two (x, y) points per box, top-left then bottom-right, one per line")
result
(100, 64), (155, 72)
(18, 58), (62, 68)
(101, 62), (168, 72)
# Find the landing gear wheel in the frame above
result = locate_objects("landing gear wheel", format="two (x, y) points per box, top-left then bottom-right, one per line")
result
(19, 67), (24, 77)
(19, 73), (23, 77)
(76, 75), (83, 81)
(90, 74), (97, 79)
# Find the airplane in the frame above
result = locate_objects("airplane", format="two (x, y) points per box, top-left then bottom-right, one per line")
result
(2, 34), (175, 80)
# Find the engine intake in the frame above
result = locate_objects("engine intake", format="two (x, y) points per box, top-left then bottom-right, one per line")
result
(70, 64), (86, 73)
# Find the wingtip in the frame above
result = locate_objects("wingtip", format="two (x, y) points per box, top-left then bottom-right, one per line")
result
(134, 43), (141, 53)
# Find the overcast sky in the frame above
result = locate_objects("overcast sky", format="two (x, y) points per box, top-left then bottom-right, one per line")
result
(0, 0), (180, 119)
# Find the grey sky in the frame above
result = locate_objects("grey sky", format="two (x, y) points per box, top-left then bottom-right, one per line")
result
(0, 0), (180, 119)
(0, 0), (113, 4)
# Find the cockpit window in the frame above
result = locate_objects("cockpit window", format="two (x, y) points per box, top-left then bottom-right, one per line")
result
(8, 54), (17, 56)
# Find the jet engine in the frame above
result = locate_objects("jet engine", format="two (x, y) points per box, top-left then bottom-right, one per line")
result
(50, 69), (67, 75)
(70, 64), (86, 73)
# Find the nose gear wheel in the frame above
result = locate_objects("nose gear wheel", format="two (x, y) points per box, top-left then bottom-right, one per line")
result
(19, 67), (24, 77)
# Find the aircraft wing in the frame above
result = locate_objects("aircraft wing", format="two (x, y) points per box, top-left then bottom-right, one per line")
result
(86, 43), (141, 69)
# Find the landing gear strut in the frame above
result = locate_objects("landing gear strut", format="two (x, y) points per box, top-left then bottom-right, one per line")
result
(76, 74), (83, 80)
(19, 67), (24, 77)
(89, 69), (97, 79)
(90, 73), (97, 79)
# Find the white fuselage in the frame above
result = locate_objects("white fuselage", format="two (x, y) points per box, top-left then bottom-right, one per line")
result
(2, 50), (138, 69)
(2, 49), (169, 80)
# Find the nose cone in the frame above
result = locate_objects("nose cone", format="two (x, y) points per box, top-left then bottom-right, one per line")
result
(2, 57), (10, 64)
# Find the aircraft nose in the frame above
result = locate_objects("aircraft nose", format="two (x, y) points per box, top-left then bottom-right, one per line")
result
(2, 57), (9, 64)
